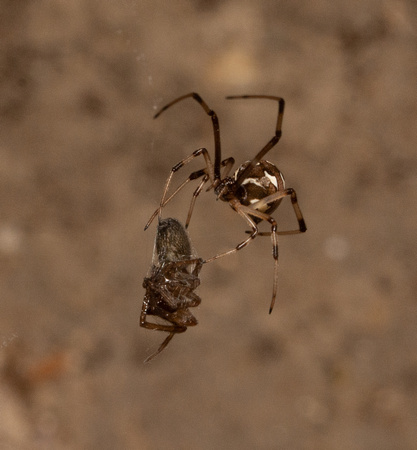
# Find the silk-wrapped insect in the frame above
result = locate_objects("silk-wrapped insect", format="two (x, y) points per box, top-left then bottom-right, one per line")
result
(141, 217), (203, 362)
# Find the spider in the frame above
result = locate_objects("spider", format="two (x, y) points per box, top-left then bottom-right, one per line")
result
(145, 93), (307, 314)
(141, 217), (203, 362)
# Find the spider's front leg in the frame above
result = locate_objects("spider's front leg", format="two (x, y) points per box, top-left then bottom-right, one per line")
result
(185, 157), (235, 228)
(144, 148), (214, 231)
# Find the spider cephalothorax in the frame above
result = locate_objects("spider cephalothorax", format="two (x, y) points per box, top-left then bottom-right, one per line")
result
(145, 93), (306, 313)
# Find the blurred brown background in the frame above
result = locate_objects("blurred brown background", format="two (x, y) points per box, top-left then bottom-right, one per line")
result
(1, 1), (416, 449)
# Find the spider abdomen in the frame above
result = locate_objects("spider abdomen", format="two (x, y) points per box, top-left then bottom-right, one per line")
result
(234, 160), (285, 215)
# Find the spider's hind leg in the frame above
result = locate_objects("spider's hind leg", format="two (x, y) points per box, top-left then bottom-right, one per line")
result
(249, 188), (307, 235)
(204, 200), (280, 314)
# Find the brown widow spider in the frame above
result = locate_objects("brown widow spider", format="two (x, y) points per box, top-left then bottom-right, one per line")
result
(141, 217), (203, 362)
(145, 93), (307, 314)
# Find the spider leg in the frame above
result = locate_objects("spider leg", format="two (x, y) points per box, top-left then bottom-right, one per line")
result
(186, 174), (210, 228)
(148, 168), (207, 230)
(206, 157), (235, 191)
(140, 308), (187, 333)
(204, 199), (280, 314)
(250, 188), (307, 235)
(144, 332), (176, 363)
(226, 95), (285, 186)
(144, 266), (201, 311)
(144, 148), (214, 230)
(155, 93), (222, 180)
(187, 157), (235, 227)
(143, 297), (200, 363)
(191, 258), (204, 276)
(141, 305), (199, 362)
(203, 199), (259, 263)
(220, 157), (235, 178)
(165, 258), (203, 276)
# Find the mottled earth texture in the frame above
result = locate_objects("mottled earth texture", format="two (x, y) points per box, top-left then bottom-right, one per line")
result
(1, 1), (417, 449)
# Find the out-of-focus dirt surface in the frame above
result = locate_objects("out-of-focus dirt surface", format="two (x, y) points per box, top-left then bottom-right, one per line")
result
(1, 1), (416, 448)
